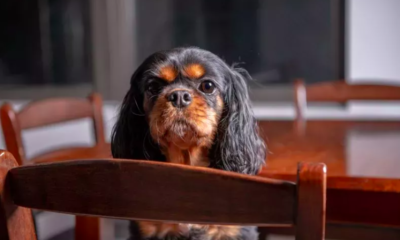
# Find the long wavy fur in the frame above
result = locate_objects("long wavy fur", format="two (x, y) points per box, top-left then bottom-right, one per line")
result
(209, 65), (266, 175)
(111, 47), (266, 174)
(111, 47), (266, 240)
(111, 53), (166, 162)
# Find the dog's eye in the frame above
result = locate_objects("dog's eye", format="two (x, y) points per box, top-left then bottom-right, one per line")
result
(200, 81), (215, 94)
(146, 82), (161, 94)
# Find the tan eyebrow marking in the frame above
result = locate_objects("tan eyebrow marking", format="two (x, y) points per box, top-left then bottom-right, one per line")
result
(183, 63), (205, 79)
(158, 65), (177, 82)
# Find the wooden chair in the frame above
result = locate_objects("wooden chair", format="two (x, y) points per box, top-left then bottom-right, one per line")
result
(294, 79), (400, 121)
(0, 93), (109, 240)
(289, 79), (400, 239)
(0, 92), (107, 165)
(0, 149), (327, 240)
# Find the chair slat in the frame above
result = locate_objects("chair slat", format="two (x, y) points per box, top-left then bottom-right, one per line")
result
(294, 79), (400, 123)
(303, 80), (400, 103)
(10, 159), (296, 226)
(17, 98), (93, 130)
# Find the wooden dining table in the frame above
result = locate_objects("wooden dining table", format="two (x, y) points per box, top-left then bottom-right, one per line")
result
(28, 143), (112, 164)
(25, 120), (400, 238)
(257, 120), (400, 230)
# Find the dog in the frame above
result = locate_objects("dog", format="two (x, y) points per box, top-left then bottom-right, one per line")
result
(111, 47), (267, 240)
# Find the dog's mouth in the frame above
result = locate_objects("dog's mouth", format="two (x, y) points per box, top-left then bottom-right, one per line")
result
(168, 119), (195, 137)
(148, 96), (218, 151)
(162, 118), (200, 149)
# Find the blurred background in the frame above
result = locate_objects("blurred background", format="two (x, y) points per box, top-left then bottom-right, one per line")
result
(1, 0), (400, 239)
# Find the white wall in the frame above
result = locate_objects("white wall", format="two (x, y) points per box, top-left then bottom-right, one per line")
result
(347, 0), (400, 82)
(346, 0), (400, 114)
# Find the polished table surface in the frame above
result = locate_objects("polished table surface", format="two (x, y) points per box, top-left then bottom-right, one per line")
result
(26, 122), (400, 228)
(258, 120), (400, 227)
(258, 121), (400, 185)
(29, 143), (112, 164)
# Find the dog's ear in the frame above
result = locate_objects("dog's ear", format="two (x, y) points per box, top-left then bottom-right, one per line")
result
(111, 67), (165, 161)
(210, 67), (266, 174)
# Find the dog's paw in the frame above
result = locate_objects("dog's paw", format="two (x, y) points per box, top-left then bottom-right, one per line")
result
(138, 222), (242, 240)
(138, 221), (190, 238)
(190, 225), (241, 240)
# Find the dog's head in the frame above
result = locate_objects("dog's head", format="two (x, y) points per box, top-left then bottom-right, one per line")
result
(111, 47), (266, 174)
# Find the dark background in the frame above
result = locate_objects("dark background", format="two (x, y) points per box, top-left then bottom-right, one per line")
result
(0, 0), (91, 85)
(137, 0), (345, 86)
(0, 0), (344, 87)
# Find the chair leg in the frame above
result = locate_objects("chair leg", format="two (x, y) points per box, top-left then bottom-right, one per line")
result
(75, 216), (100, 240)
(258, 227), (269, 240)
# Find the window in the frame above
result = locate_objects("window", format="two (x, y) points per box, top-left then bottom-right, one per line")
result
(0, 0), (92, 99)
(133, 0), (345, 101)
(1, 0), (344, 101)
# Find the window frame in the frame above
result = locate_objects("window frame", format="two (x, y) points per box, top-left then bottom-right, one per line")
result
(0, 0), (345, 102)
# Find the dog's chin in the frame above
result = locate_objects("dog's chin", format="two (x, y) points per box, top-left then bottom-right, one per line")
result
(163, 120), (200, 150)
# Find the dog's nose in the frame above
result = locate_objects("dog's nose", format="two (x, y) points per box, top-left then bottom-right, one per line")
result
(167, 90), (192, 108)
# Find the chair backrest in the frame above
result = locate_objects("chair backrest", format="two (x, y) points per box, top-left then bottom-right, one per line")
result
(0, 93), (105, 165)
(294, 79), (400, 121)
(0, 150), (326, 240)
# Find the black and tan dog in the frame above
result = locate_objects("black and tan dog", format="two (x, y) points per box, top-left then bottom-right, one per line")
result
(111, 47), (266, 240)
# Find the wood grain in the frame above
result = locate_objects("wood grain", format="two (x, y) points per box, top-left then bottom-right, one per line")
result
(0, 93), (106, 165)
(0, 151), (36, 240)
(295, 162), (326, 240)
(17, 98), (93, 130)
(0, 104), (25, 165)
(258, 120), (400, 191)
(88, 93), (106, 145)
(75, 216), (100, 240)
(296, 79), (400, 103)
(259, 173), (400, 228)
(258, 120), (400, 228)
(9, 159), (296, 226)
(0, 93), (107, 239)
(294, 79), (306, 121)
(29, 144), (111, 164)
(261, 224), (400, 240)
(294, 79), (400, 121)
